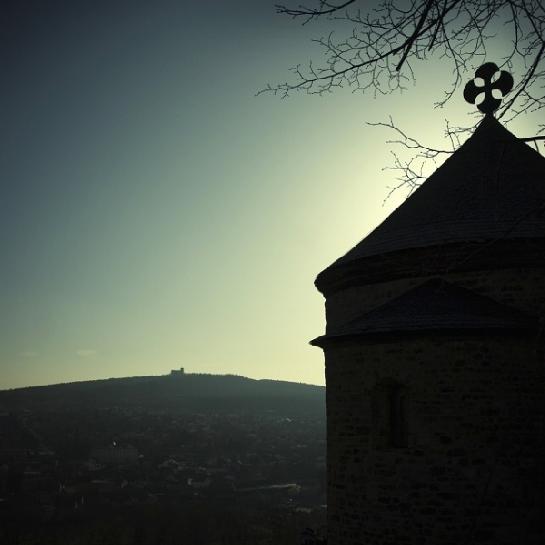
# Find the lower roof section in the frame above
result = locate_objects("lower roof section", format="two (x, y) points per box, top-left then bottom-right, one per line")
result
(310, 278), (536, 348)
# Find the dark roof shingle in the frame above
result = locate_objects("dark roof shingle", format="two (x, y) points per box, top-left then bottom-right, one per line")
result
(328, 116), (545, 270)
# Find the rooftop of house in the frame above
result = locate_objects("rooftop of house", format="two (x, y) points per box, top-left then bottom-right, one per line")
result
(317, 115), (545, 285)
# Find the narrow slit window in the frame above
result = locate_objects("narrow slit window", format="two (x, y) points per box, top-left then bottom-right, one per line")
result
(372, 381), (408, 448)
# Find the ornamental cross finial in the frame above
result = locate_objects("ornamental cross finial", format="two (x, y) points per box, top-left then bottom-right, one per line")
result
(463, 62), (514, 115)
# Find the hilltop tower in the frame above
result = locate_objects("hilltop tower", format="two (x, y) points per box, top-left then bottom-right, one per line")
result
(312, 66), (545, 545)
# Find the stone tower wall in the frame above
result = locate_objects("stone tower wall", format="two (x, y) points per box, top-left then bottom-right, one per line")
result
(324, 264), (545, 545)
(326, 335), (544, 545)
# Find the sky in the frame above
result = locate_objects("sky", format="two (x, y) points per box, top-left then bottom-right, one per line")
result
(1, 0), (540, 389)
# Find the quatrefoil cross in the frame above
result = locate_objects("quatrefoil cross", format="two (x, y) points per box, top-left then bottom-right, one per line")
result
(463, 62), (514, 115)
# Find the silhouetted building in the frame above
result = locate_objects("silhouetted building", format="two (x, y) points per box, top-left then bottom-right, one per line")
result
(312, 115), (545, 544)
(170, 367), (185, 376)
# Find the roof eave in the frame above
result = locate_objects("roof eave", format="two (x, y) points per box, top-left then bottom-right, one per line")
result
(310, 324), (537, 349)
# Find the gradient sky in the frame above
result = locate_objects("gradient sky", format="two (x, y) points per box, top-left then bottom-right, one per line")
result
(1, 0), (540, 389)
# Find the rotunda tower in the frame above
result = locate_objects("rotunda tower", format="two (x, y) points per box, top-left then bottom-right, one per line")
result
(312, 67), (545, 545)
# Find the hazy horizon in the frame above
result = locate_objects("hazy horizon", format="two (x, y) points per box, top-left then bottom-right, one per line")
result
(0, 368), (328, 391)
(1, 0), (540, 390)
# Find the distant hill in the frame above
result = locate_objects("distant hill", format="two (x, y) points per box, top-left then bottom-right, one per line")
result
(0, 373), (326, 416)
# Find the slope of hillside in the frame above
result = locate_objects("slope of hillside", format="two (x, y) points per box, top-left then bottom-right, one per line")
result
(0, 373), (325, 415)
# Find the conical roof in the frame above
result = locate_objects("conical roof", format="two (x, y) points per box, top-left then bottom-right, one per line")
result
(326, 116), (545, 271)
(310, 278), (536, 346)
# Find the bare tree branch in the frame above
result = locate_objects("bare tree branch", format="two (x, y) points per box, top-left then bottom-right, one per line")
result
(263, 0), (545, 193)
(396, 0), (436, 70)
(276, 0), (357, 18)
(263, 0), (545, 121)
